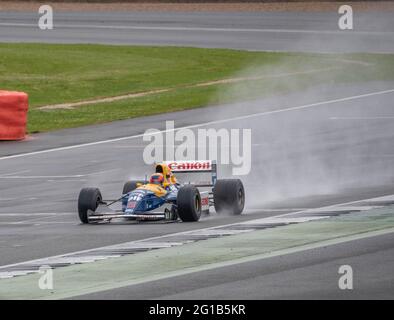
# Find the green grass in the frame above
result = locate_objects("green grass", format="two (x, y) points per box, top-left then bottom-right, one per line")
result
(1, 43), (393, 133)
(0, 43), (284, 107)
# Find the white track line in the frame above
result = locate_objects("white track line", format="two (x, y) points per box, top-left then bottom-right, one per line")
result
(2, 213), (73, 225)
(0, 169), (117, 179)
(330, 116), (394, 120)
(0, 222), (76, 226)
(1, 23), (393, 36)
(0, 213), (73, 217)
(1, 88), (394, 162)
(0, 175), (85, 179)
(0, 170), (30, 177)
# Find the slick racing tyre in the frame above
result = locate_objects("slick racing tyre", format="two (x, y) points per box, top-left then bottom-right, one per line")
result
(122, 180), (146, 194)
(78, 187), (102, 224)
(177, 185), (202, 222)
(213, 179), (245, 215)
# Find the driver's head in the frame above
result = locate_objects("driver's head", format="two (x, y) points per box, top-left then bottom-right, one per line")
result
(156, 163), (172, 183)
(149, 173), (164, 185)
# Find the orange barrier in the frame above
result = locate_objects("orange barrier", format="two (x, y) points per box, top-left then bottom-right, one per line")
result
(0, 91), (29, 140)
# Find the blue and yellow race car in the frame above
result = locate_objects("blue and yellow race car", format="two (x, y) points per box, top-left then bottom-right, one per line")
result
(77, 160), (245, 223)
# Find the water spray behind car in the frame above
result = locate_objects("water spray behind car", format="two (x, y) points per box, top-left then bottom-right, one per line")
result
(205, 48), (394, 209)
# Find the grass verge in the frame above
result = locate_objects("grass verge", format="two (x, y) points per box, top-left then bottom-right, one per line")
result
(0, 43), (393, 133)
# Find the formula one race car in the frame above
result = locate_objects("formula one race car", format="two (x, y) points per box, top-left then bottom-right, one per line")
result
(77, 160), (245, 223)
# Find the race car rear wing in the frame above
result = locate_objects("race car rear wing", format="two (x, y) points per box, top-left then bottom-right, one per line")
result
(162, 160), (217, 186)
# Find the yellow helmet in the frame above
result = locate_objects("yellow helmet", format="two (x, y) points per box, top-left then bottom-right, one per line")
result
(155, 163), (176, 186)
(155, 163), (171, 176)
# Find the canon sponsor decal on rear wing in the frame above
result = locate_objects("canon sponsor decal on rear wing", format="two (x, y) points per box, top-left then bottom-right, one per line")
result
(162, 160), (217, 186)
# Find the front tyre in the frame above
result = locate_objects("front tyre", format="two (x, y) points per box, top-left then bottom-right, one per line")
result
(213, 179), (245, 215)
(177, 185), (201, 222)
(78, 187), (102, 224)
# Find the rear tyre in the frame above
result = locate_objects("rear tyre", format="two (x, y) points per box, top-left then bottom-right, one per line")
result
(122, 180), (146, 194)
(78, 187), (102, 224)
(213, 179), (245, 215)
(177, 185), (201, 222)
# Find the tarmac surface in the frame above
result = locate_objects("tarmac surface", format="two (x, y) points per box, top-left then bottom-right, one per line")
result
(0, 9), (393, 299)
(0, 11), (394, 53)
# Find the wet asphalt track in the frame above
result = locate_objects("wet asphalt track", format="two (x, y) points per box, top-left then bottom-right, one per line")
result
(1, 83), (394, 265)
(0, 10), (393, 299)
(0, 11), (394, 53)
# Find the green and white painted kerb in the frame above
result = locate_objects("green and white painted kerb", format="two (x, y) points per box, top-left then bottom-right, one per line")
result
(0, 194), (393, 299)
